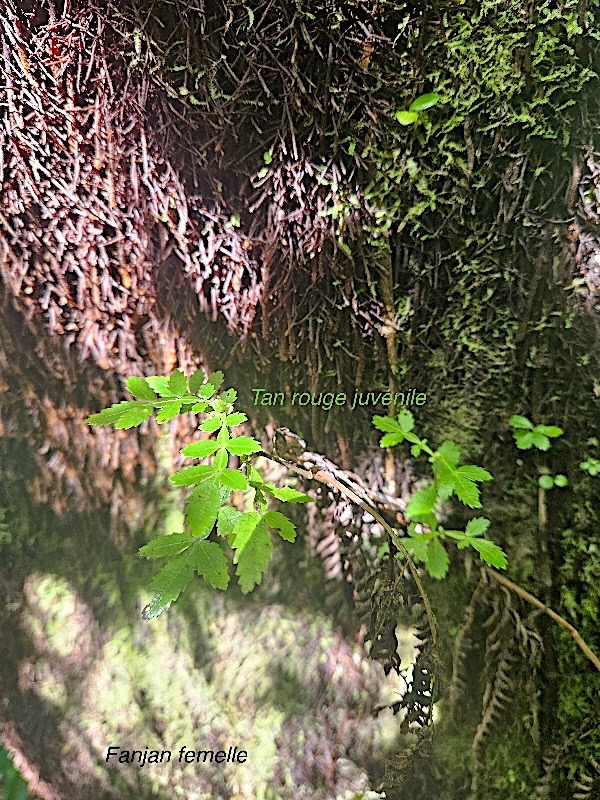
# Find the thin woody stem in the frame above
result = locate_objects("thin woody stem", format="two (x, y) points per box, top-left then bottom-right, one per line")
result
(264, 450), (438, 646)
(264, 449), (599, 671)
(485, 567), (600, 671)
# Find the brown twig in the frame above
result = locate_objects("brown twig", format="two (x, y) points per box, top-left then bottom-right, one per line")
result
(264, 447), (600, 671)
(485, 567), (600, 672)
(264, 449), (438, 646)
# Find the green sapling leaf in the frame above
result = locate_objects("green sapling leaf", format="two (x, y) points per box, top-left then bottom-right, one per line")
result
(553, 474), (568, 487)
(213, 448), (228, 471)
(156, 400), (183, 424)
(138, 533), (196, 559)
(464, 517), (491, 537)
(232, 514), (273, 593)
(263, 511), (297, 542)
(86, 401), (138, 426)
(535, 425), (563, 438)
(170, 465), (215, 486)
(168, 369), (188, 397)
(538, 474), (554, 489)
(509, 415), (533, 430)
(469, 538), (508, 569)
(263, 485), (312, 503)
(185, 478), (221, 537)
(216, 426), (230, 445)
(514, 430), (535, 449)
(114, 405), (154, 429)
(208, 370), (225, 388)
(396, 409), (414, 432)
(189, 540), (230, 589)
(409, 93), (440, 112)
(198, 383), (217, 399)
(225, 412), (247, 427)
(219, 469), (249, 490)
(380, 432), (405, 447)
(426, 539), (450, 579)
(406, 484), (437, 521)
(199, 416), (222, 433)
(395, 110), (419, 125)
(146, 376), (174, 396)
(142, 554), (194, 619)
(531, 432), (551, 451)
(226, 436), (262, 456)
(189, 368), (207, 393)
(126, 376), (157, 401)
(221, 388), (237, 403)
(181, 440), (220, 458)
(217, 506), (243, 539)
(372, 415), (401, 433)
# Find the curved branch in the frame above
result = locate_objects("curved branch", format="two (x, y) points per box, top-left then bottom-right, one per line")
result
(264, 450), (438, 646)
(485, 567), (600, 672)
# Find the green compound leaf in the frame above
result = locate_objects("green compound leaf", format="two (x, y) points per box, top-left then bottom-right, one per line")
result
(168, 369), (188, 397)
(200, 416), (222, 432)
(396, 409), (414, 432)
(146, 375), (174, 396)
(406, 484), (437, 522)
(469, 538), (508, 570)
(170, 465), (215, 486)
(452, 467), (487, 507)
(514, 430), (535, 449)
(433, 443), (489, 508)
(208, 371), (225, 388)
(219, 469), (249, 491)
(181, 439), (220, 458)
(138, 533), (196, 559)
(232, 514), (273, 594)
(185, 478), (221, 538)
(189, 540), (230, 590)
(217, 426), (230, 445)
(372, 415), (401, 433)
(263, 510), (297, 542)
(224, 412), (248, 427)
(406, 535), (449, 579)
(535, 425), (563, 438)
(426, 539), (450, 579)
(380, 432), (405, 447)
(509, 415), (534, 430)
(407, 533), (431, 562)
(456, 465), (493, 483)
(114, 405), (154, 429)
(221, 388), (238, 404)
(189, 368), (207, 393)
(531, 432), (551, 451)
(156, 400), (183, 424)
(465, 517), (491, 538)
(395, 110), (419, 125)
(86, 401), (138, 426)
(213, 448), (228, 471)
(142, 553), (194, 620)
(226, 436), (262, 456)
(126, 376), (157, 401)
(198, 383), (217, 399)
(436, 440), (461, 467)
(191, 402), (208, 413)
(217, 506), (243, 539)
(247, 465), (264, 485)
(263, 485), (312, 503)
(409, 92), (440, 112)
